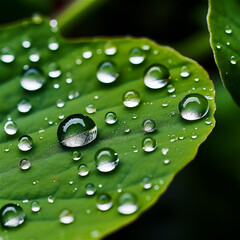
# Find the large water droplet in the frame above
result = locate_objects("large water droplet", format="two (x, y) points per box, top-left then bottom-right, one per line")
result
(142, 118), (156, 133)
(97, 193), (113, 211)
(144, 64), (170, 89)
(179, 93), (209, 121)
(142, 137), (157, 152)
(123, 90), (140, 108)
(31, 201), (40, 212)
(97, 61), (119, 84)
(85, 183), (96, 196)
(57, 114), (97, 147)
(18, 135), (33, 151)
(1, 47), (15, 63)
(105, 112), (117, 124)
(0, 204), (25, 228)
(4, 120), (17, 135)
(117, 192), (138, 215)
(129, 47), (145, 65)
(20, 159), (31, 170)
(21, 67), (45, 91)
(17, 99), (32, 113)
(78, 164), (89, 176)
(59, 209), (74, 224)
(95, 148), (119, 172)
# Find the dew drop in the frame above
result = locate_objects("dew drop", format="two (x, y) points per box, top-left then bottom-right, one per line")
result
(142, 177), (152, 190)
(72, 151), (81, 161)
(48, 63), (61, 78)
(144, 64), (171, 89)
(0, 204), (25, 228)
(95, 148), (119, 172)
(18, 135), (33, 151)
(104, 42), (117, 55)
(1, 47), (15, 63)
(225, 25), (232, 34)
(142, 118), (156, 133)
(82, 50), (92, 59)
(31, 201), (40, 213)
(97, 61), (119, 84)
(17, 99), (32, 113)
(48, 196), (55, 204)
(167, 84), (175, 93)
(85, 183), (96, 196)
(117, 192), (138, 215)
(86, 104), (96, 114)
(29, 49), (40, 62)
(78, 164), (89, 176)
(20, 159), (31, 170)
(56, 99), (65, 108)
(59, 209), (74, 224)
(105, 112), (117, 124)
(4, 120), (17, 135)
(230, 56), (237, 65)
(129, 47), (145, 65)
(57, 114), (97, 147)
(122, 90), (140, 108)
(179, 93), (209, 121)
(142, 137), (157, 152)
(180, 66), (190, 78)
(21, 67), (45, 91)
(22, 38), (31, 49)
(68, 90), (79, 100)
(96, 193), (113, 211)
(48, 37), (59, 51)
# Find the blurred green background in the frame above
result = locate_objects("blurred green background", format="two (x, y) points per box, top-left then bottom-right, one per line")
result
(1, 0), (239, 239)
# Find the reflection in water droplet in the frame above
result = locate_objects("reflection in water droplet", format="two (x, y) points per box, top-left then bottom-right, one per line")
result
(59, 209), (74, 224)
(86, 104), (96, 114)
(48, 63), (61, 78)
(57, 114), (97, 147)
(18, 99), (32, 113)
(117, 192), (138, 215)
(18, 135), (33, 151)
(97, 61), (119, 84)
(105, 112), (117, 124)
(225, 25), (232, 34)
(31, 201), (40, 212)
(97, 193), (113, 211)
(180, 66), (190, 78)
(104, 42), (117, 55)
(78, 164), (89, 176)
(21, 67), (45, 91)
(129, 47), (145, 65)
(20, 159), (31, 170)
(95, 148), (119, 172)
(123, 90), (140, 108)
(144, 64), (170, 89)
(142, 177), (152, 190)
(142, 118), (156, 133)
(0, 204), (25, 228)
(4, 120), (17, 135)
(72, 151), (81, 161)
(86, 183), (96, 196)
(1, 47), (15, 63)
(179, 93), (209, 121)
(48, 196), (54, 204)
(230, 56), (237, 65)
(142, 137), (157, 152)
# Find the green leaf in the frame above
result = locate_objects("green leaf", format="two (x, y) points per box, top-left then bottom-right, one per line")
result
(0, 18), (215, 239)
(208, 0), (240, 106)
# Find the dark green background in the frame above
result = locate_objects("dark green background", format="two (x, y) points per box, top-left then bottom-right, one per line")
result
(1, 0), (239, 239)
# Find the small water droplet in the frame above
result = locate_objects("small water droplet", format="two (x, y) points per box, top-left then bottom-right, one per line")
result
(117, 192), (138, 215)
(82, 50), (92, 59)
(180, 66), (190, 78)
(22, 38), (31, 49)
(31, 201), (40, 213)
(59, 209), (74, 224)
(163, 159), (170, 165)
(48, 37), (59, 51)
(17, 99), (32, 113)
(97, 61), (119, 84)
(142, 118), (156, 133)
(72, 151), (81, 161)
(96, 193), (113, 211)
(225, 25), (232, 34)
(230, 56), (237, 65)
(20, 159), (31, 170)
(129, 47), (145, 65)
(123, 90), (140, 108)
(29, 49), (40, 62)
(124, 125), (130, 133)
(144, 64), (170, 89)
(21, 67), (45, 91)
(4, 120), (17, 135)
(142, 137), (157, 152)
(1, 47), (15, 63)
(85, 183), (96, 196)
(95, 148), (119, 172)
(48, 196), (55, 204)
(105, 112), (117, 124)
(78, 164), (89, 176)
(161, 148), (169, 155)
(142, 177), (152, 190)
(18, 135), (33, 151)
(56, 99), (65, 108)
(0, 204), (25, 228)
(48, 63), (61, 78)
(104, 42), (117, 55)
(68, 90), (79, 100)
(57, 114), (97, 147)
(86, 104), (96, 114)
(167, 84), (175, 93)
(216, 43), (221, 49)
(179, 93), (209, 121)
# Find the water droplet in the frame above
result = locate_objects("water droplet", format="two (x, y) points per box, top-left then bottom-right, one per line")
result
(142, 137), (157, 152)
(163, 159), (170, 165)
(124, 125), (130, 133)
(18, 135), (33, 151)
(21, 67), (45, 91)
(20, 159), (31, 170)
(161, 148), (169, 155)
(78, 164), (89, 176)
(167, 84), (175, 93)
(56, 99), (64, 108)
(48, 196), (55, 204)
(85, 183), (96, 196)
(117, 192), (138, 215)
(230, 56), (237, 65)
(129, 47), (145, 65)
(144, 64), (171, 89)
(29, 49), (40, 62)
(82, 50), (92, 59)
(32, 13), (43, 24)
(104, 42), (117, 55)
(105, 112), (117, 124)
(216, 43), (221, 49)
(66, 77), (73, 84)
(179, 93), (209, 121)
(95, 148), (119, 172)
(86, 104), (96, 114)
(96, 193), (113, 211)
(48, 37), (59, 51)
(180, 66), (190, 78)
(142, 177), (152, 190)
(225, 25), (232, 34)
(123, 90), (140, 108)
(97, 61), (119, 84)
(142, 118), (156, 133)
(0, 204), (25, 228)
(17, 99), (32, 113)
(22, 38), (31, 48)
(48, 63), (61, 78)
(1, 47), (15, 63)
(59, 209), (74, 224)
(68, 90), (79, 100)
(31, 201), (40, 212)
(72, 151), (81, 161)
(4, 120), (17, 135)
(57, 114), (97, 147)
